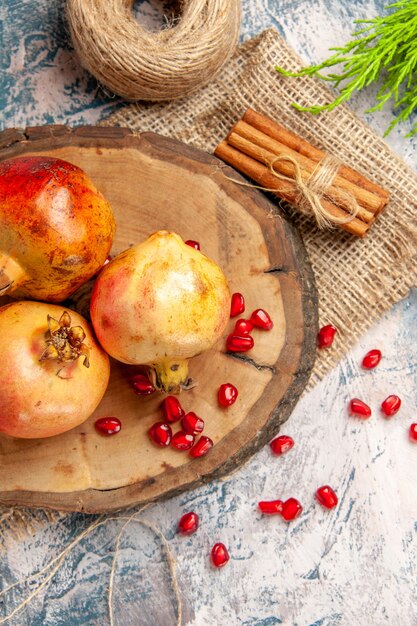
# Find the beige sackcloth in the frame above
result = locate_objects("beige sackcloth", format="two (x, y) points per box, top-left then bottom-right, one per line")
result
(1, 28), (416, 540)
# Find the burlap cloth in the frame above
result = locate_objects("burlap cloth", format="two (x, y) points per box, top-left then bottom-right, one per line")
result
(1, 28), (416, 542)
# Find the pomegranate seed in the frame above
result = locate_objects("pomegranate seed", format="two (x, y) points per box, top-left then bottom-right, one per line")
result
(317, 324), (337, 348)
(189, 435), (213, 458)
(131, 374), (156, 396)
(226, 334), (254, 352)
(162, 396), (185, 423)
(381, 395), (401, 417)
(178, 512), (199, 535)
(149, 422), (172, 447)
(250, 308), (273, 330)
(218, 383), (238, 407)
(103, 255), (111, 267)
(234, 318), (253, 335)
(258, 500), (283, 514)
(349, 398), (372, 419)
(409, 423), (417, 442)
(181, 411), (204, 435)
(185, 240), (200, 250)
(211, 543), (229, 568)
(362, 349), (382, 369)
(171, 430), (195, 450)
(269, 435), (294, 455)
(94, 417), (121, 436)
(230, 292), (245, 318)
(316, 485), (338, 509)
(281, 498), (303, 521)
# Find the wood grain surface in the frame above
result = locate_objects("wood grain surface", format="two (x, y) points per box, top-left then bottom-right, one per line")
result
(0, 126), (317, 512)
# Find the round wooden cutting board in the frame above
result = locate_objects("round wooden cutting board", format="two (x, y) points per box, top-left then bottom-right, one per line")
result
(0, 126), (317, 513)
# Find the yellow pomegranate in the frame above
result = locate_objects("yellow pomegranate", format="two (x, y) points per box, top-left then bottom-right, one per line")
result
(0, 301), (110, 438)
(0, 156), (115, 302)
(90, 231), (231, 392)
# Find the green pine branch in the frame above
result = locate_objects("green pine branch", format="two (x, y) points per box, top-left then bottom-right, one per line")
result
(276, 1), (417, 137)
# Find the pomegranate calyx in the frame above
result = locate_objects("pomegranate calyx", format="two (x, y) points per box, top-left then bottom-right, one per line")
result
(40, 311), (90, 369)
(152, 358), (190, 394)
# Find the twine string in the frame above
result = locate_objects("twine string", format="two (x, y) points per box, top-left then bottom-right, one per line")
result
(67, 0), (241, 101)
(0, 508), (182, 626)
(223, 153), (360, 229)
(108, 511), (182, 626)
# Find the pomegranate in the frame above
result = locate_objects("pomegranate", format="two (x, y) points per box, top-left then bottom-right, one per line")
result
(189, 435), (213, 457)
(250, 308), (274, 330)
(316, 485), (338, 509)
(217, 383), (238, 407)
(90, 231), (230, 393)
(269, 435), (294, 455)
(149, 421), (172, 447)
(230, 292), (245, 317)
(178, 512), (199, 535)
(349, 398), (372, 419)
(226, 334), (254, 352)
(281, 498), (303, 521)
(211, 543), (230, 568)
(0, 301), (110, 438)
(0, 156), (115, 302)
(317, 324), (337, 349)
(95, 417), (122, 436)
(258, 500), (283, 515)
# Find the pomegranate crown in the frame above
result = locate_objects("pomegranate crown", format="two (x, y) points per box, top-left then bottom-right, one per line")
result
(39, 311), (90, 368)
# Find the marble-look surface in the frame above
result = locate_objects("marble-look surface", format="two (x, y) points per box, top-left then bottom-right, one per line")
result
(1, 1), (416, 625)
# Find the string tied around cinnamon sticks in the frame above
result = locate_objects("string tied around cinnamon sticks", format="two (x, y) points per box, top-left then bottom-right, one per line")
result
(215, 108), (390, 237)
(267, 153), (359, 229)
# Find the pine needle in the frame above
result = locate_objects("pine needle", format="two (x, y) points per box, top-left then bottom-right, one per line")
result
(276, 1), (417, 137)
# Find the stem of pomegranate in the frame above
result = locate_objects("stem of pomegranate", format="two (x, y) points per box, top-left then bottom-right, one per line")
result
(0, 253), (26, 296)
(152, 359), (190, 394)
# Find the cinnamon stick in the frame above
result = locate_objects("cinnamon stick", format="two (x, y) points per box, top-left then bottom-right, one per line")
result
(214, 141), (370, 237)
(227, 131), (375, 225)
(243, 108), (390, 208)
(231, 121), (383, 215)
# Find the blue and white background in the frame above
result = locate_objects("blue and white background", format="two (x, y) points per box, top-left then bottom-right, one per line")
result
(1, 1), (416, 624)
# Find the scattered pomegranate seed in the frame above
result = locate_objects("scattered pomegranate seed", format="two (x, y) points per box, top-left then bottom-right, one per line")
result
(230, 292), (245, 318)
(178, 512), (199, 535)
(103, 255), (112, 267)
(131, 374), (156, 396)
(316, 485), (338, 509)
(381, 395), (401, 417)
(409, 423), (417, 442)
(161, 395), (185, 423)
(218, 383), (238, 407)
(181, 411), (204, 435)
(258, 500), (283, 515)
(362, 349), (382, 369)
(269, 435), (294, 455)
(317, 324), (337, 349)
(94, 417), (121, 436)
(211, 543), (230, 568)
(234, 319), (253, 335)
(349, 398), (372, 419)
(226, 334), (254, 352)
(185, 240), (200, 250)
(149, 422), (172, 446)
(189, 435), (213, 458)
(281, 498), (303, 521)
(250, 308), (273, 330)
(171, 430), (195, 450)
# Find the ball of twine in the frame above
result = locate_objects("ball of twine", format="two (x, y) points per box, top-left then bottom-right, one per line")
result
(67, 0), (241, 101)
